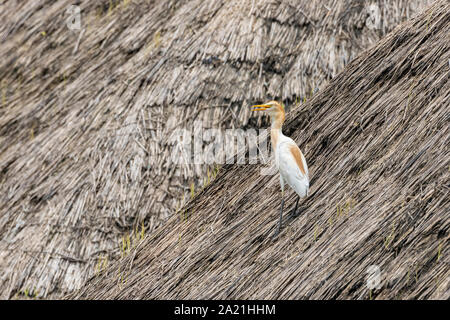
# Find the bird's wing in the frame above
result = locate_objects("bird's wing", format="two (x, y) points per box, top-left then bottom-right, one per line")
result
(281, 139), (308, 178)
(298, 145), (309, 178)
(278, 139), (309, 197)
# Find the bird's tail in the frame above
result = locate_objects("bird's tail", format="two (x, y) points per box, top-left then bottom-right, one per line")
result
(306, 176), (316, 197)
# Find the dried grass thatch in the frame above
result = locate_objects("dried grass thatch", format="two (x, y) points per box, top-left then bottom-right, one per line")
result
(0, 0), (438, 299)
(68, 0), (449, 299)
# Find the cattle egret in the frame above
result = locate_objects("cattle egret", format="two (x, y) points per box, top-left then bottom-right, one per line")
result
(252, 101), (309, 236)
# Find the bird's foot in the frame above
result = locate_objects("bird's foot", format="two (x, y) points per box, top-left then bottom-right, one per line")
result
(290, 207), (298, 217)
(291, 205), (305, 218)
(272, 226), (282, 239)
(290, 196), (300, 217)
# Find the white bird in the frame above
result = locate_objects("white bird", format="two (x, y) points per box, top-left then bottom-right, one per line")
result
(252, 101), (309, 236)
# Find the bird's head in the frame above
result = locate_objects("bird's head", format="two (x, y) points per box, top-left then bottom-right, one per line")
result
(251, 100), (285, 128)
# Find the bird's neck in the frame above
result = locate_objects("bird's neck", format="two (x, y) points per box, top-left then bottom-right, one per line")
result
(270, 129), (281, 152)
(270, 116), (284, 152)
(271, 112), (284, 130)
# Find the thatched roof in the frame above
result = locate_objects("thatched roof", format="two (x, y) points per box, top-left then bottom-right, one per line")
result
(0, 0), (437, 299)
(68, 0), (449, 299)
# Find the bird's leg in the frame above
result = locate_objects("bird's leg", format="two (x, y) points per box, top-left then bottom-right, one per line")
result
(291, 196), (299, 216)
(274, 190), (284, 237)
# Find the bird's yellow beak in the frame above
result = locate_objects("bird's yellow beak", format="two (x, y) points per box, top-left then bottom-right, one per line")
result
(251, 104), (270, 112)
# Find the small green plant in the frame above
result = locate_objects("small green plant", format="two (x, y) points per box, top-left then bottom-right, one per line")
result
(154, 30), (161, 47)
(96, 254), (109, 276)
(426, 8), (434, 31)
(16, 75), (23, 96)
(176, 193), (186, 214)
(116, 265), (130, 289)
(30, 120), (37, 140)
(108, 0), (113, 15)
(313, 224), (322, 241)
(96, 7), (103, 19)
(406, 262), (420, 284)
(190, 182), (195, 199)
(107, 0), (124, 16)
(206, 167), (211, 185)
(118, 221), (146, 258)
(1, 79), (6, 107)
(212, 164), (220, 178)
(336, 198), (355, 218)
(140, 221), (145, 240)
(414, 262), (421, 283)
(175, 165), (220, 225)
(114, 222), (145, 287)
(327, 215), (334, 227)
(436, 242), (442, 262)
(19, 287), (39, 299)
(336, 203), (342, 218)
(384, 220), (397, 250)
(179, 208), (189, 222)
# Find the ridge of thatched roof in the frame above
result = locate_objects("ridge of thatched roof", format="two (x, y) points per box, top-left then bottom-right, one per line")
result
(68, 0), (449, 299)
(0, 0), (437, 299)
